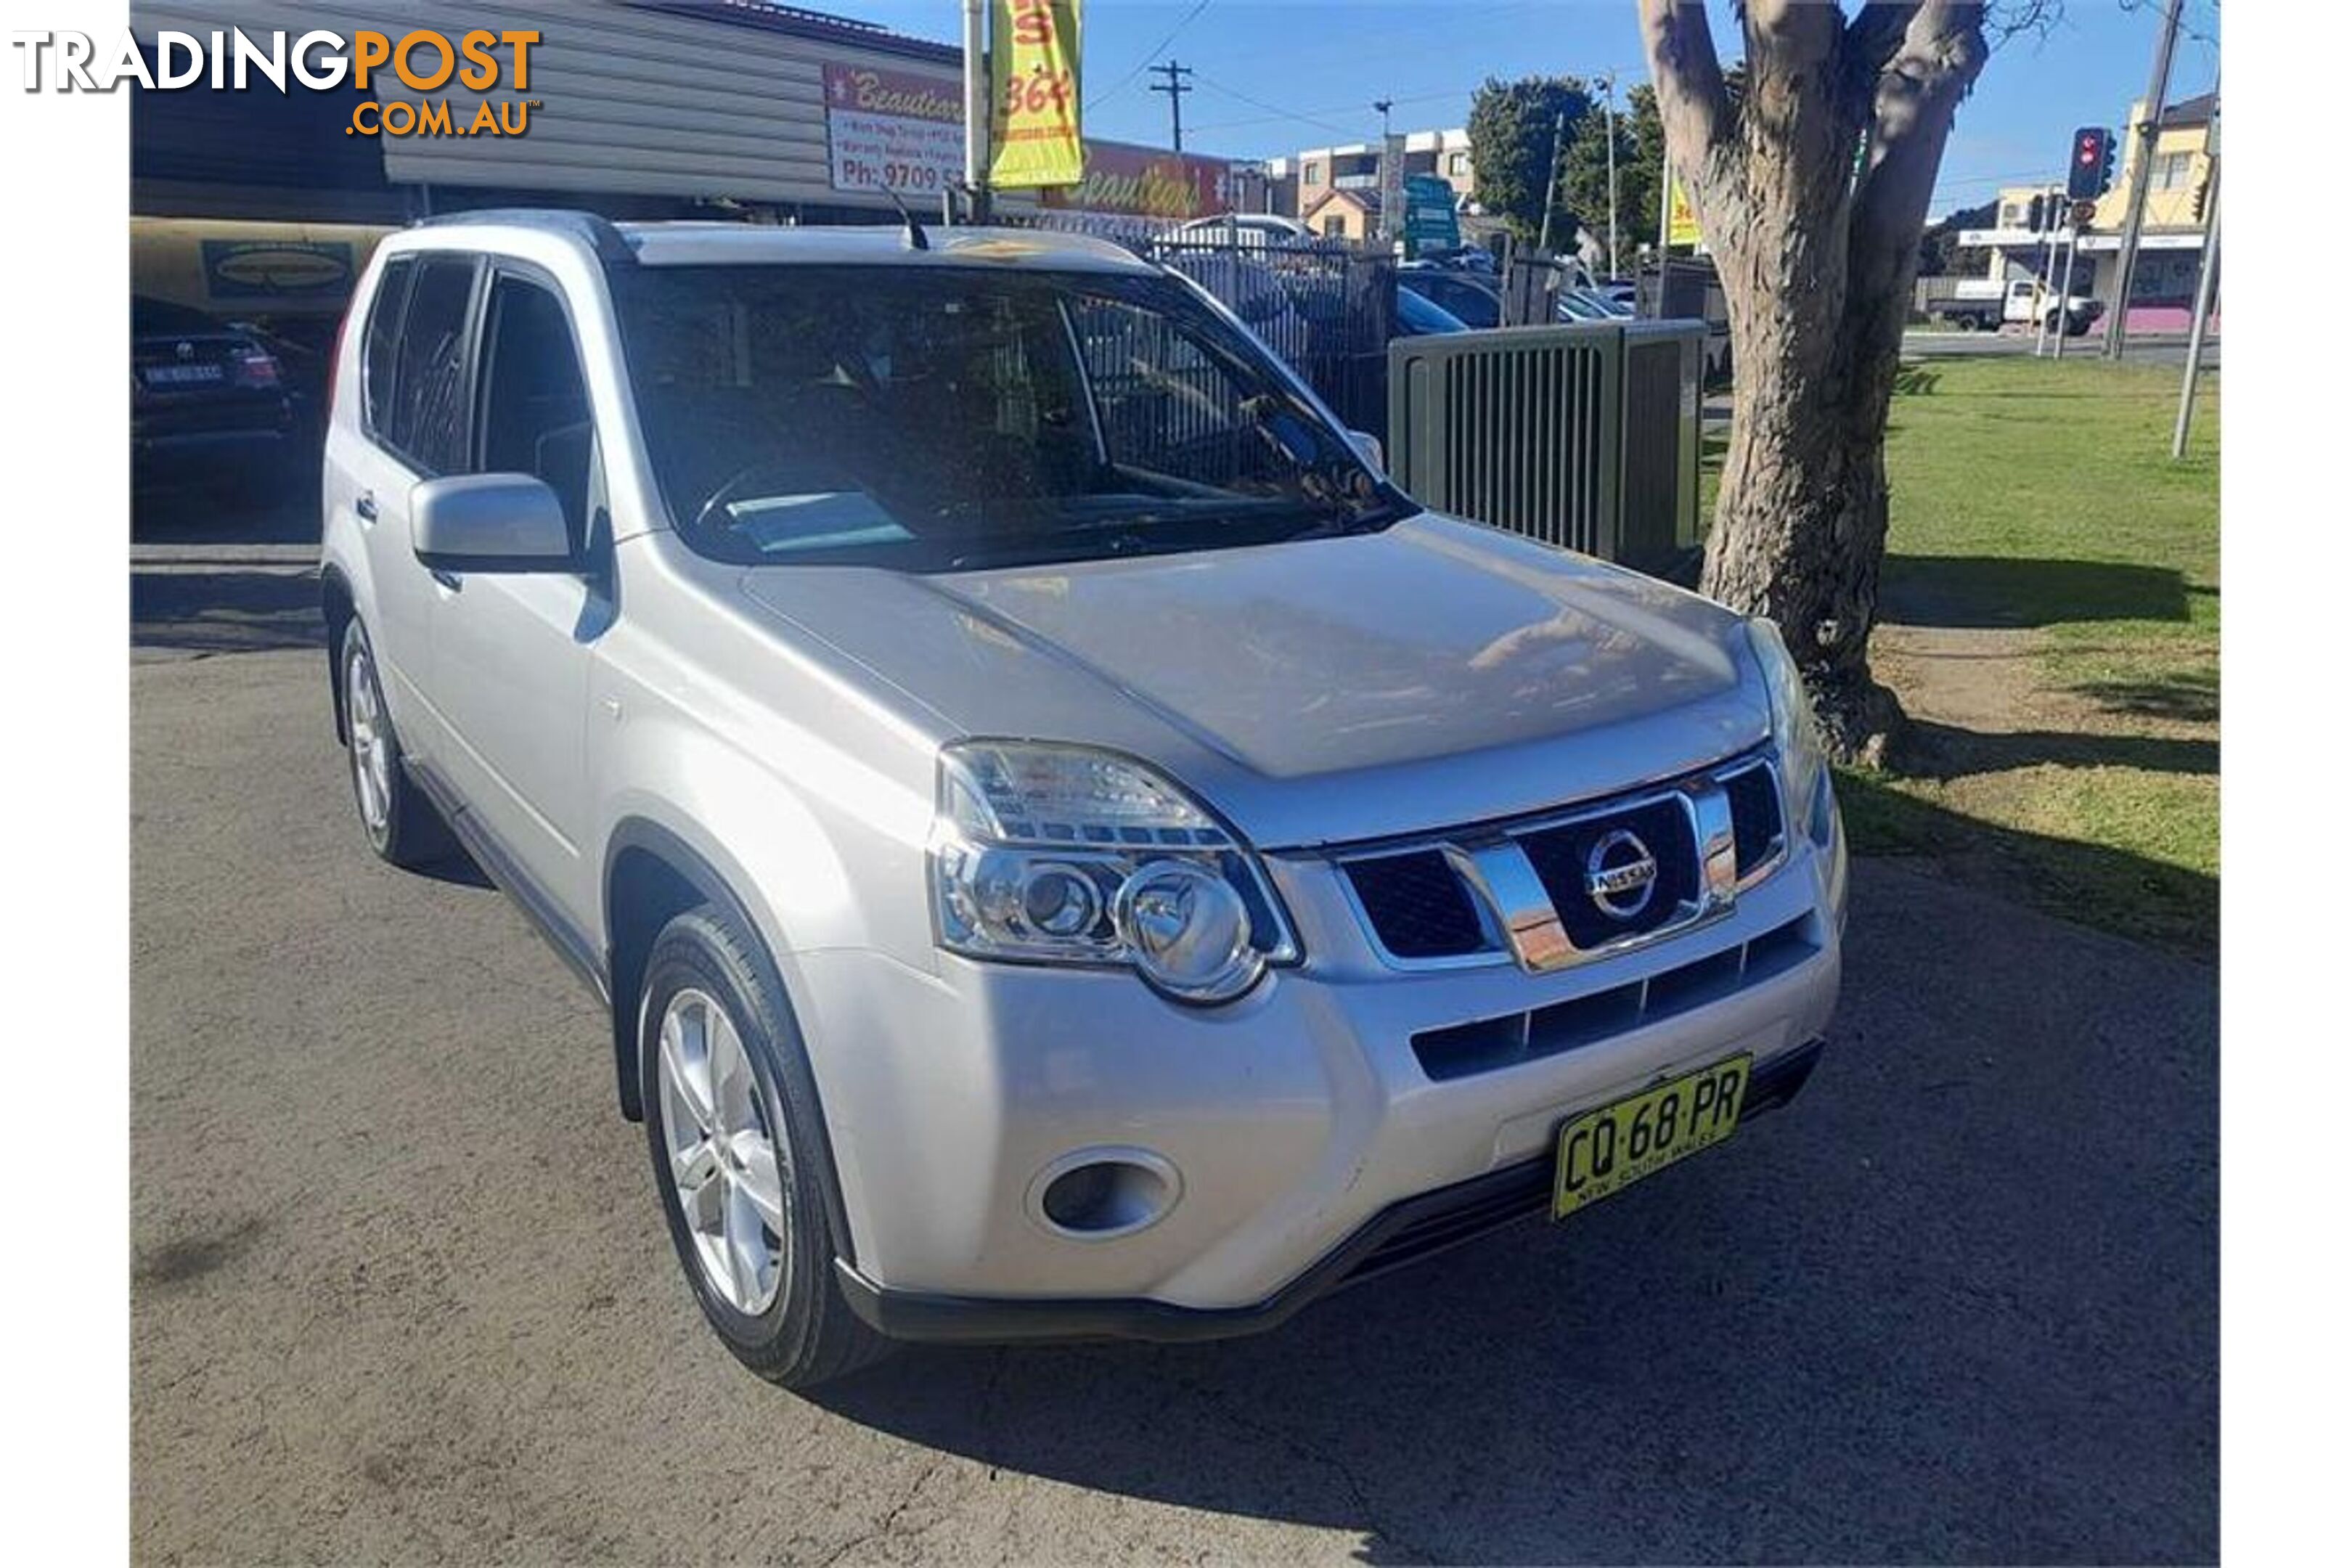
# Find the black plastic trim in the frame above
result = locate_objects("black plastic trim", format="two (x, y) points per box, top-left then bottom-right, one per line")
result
(406, 758), (609, 1003)
(835, 1037), (1829, 1345)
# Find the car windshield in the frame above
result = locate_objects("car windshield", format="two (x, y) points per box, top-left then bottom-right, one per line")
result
(608, 263), (1412, 571)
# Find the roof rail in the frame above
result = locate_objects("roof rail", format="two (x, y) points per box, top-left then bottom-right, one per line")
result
(411, 208), (636, 264)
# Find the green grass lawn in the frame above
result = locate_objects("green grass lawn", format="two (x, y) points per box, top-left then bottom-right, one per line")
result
(1848, 354), (2218, 952)
(1696, 354), (2218, 951)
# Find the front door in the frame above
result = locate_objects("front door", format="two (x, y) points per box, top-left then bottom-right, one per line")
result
(425, 264), (608, 922)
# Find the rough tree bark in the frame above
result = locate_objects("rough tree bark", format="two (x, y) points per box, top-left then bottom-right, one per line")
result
(1638, 1), (1989, 764)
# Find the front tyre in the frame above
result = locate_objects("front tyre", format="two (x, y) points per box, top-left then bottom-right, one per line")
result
(339, 618), (450, 869)
(640, 906), (889, 1389)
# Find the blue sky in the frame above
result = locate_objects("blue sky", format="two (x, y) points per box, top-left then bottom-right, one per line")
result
(838, 1), (2220, 220)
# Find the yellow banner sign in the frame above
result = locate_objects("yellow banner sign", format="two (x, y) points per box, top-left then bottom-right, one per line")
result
(1667, 174), (1702, 248)
(990, 0), (1084, 189)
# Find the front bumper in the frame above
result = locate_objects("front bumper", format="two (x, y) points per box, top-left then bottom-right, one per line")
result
(791, 819), (1845, 1335)
(834, 1037), (1825, 1344)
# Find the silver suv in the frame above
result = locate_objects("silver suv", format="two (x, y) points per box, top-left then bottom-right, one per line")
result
(322, 211), (1846, 1387)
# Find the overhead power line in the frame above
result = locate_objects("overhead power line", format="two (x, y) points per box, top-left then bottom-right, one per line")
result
(1190, 73), (1368, 142)
(1085, 0), (1214, 113)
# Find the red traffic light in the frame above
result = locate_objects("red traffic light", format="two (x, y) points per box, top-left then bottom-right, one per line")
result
(2066, 127), (2114, 200)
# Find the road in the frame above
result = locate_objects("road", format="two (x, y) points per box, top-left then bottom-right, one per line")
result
(1903, 327), (2221, 366)
(131, 493), (2217, 1564)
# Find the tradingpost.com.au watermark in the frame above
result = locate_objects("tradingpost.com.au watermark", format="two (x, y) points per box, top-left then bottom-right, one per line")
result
(11, 27), (543, 136)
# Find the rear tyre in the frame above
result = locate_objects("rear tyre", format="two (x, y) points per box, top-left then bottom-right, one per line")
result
(338, 618), (452, 870)
(639, 905), (891, 1389)
(1951, 313), (1978, 333)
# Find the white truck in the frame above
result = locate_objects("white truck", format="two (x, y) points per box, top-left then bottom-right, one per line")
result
(1924, 275), (2102, 336)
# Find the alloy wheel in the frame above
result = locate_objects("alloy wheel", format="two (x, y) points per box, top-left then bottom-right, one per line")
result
(656, 987), (790, 1315)
(346, 644), (392, 840)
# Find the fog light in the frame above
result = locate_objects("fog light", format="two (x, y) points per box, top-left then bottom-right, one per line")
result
(1032, 1151), (1180, 1238)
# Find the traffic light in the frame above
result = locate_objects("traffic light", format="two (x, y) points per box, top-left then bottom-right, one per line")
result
(2192, 173), (2210, 224)
(2066, 126), (2115, 200)
(2027, 194), (2046, 232)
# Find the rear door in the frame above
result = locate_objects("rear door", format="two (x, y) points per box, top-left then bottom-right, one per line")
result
(329, 251), (484, 755)
(422, 261), (608, 920)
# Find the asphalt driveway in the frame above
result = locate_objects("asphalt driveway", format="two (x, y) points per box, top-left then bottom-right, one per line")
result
(129, 538), (2217, 1564)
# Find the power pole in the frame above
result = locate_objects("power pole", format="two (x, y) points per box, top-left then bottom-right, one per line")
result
(1536, 109), (1567, 254)
(1149, 60), (1193, 154)
(2104, 0), (2184, 359)
(1373, 97), (1395, 245)
(1600, 71), (1620, 278)
(2052, 214), (2081, 360)
(1653, 153), (1673, 317)
(958, 0), (989, 221)
(2172, 109), (2219, 460)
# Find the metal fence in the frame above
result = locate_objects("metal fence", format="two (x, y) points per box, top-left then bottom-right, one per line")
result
(1387, 319), (1706, 575)
(1008, 212), (1397, 436)
(1147, 235), (1396, 436)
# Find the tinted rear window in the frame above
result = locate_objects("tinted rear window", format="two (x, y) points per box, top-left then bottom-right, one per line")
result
(360, 256), (415, 438)
(385, 256), (478, 475)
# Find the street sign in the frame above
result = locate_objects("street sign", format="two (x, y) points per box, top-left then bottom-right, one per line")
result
(1402, 173), (1459, 256)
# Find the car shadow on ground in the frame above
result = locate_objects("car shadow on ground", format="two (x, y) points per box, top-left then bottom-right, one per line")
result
(811, 862), (2217, 1563)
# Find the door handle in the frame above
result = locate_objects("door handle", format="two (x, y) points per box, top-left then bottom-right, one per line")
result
(429, 569), (463, 593)
(354, 491), (378, 523)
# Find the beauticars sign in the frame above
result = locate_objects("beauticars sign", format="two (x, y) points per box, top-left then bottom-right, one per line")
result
(1040, 142), (1231, 221)
(822, 62), (962, 195)
(821, 52), (1228, 221)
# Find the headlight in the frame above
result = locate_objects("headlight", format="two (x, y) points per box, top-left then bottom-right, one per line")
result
(1745, 619), (1835, 848)
(929, 741), (1295, 1004)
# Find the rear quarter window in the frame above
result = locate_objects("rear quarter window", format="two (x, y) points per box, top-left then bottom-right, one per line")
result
(373, 253), (480, 476)
(359, 256), (415, 438)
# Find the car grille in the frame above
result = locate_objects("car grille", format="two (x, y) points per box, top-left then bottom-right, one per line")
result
(1341, 849), (1487, 959)
(1338, 754), (1785, 968)
(1410, 913), (1821, 1082)
(1518, 794), (1701, 950)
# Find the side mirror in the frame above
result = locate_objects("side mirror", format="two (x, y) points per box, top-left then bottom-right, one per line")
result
(1347, 430), (1385, 473)
(412, 473), (573, 573)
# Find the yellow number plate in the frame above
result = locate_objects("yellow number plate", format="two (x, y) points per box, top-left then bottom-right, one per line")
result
(1552, 1054), (1752, 1220)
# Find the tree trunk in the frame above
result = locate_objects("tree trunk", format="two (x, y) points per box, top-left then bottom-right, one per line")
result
(1639, 1), (1988, 764)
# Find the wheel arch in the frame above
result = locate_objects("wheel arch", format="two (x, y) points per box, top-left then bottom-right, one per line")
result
(602, 815), (865, 1267)
(321, 564), (356, 743)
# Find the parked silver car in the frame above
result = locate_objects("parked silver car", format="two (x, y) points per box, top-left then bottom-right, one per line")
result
(321, 211), (1846, 1387)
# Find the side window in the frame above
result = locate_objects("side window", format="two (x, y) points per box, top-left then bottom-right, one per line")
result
(388, 255), (481, 476)
(360, 256), (415, 437)
(476, 272), (595, 549)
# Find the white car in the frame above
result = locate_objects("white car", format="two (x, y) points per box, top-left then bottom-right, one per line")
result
(1165, 212), (1319, 249)
(320, 211), (1846, 1387)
